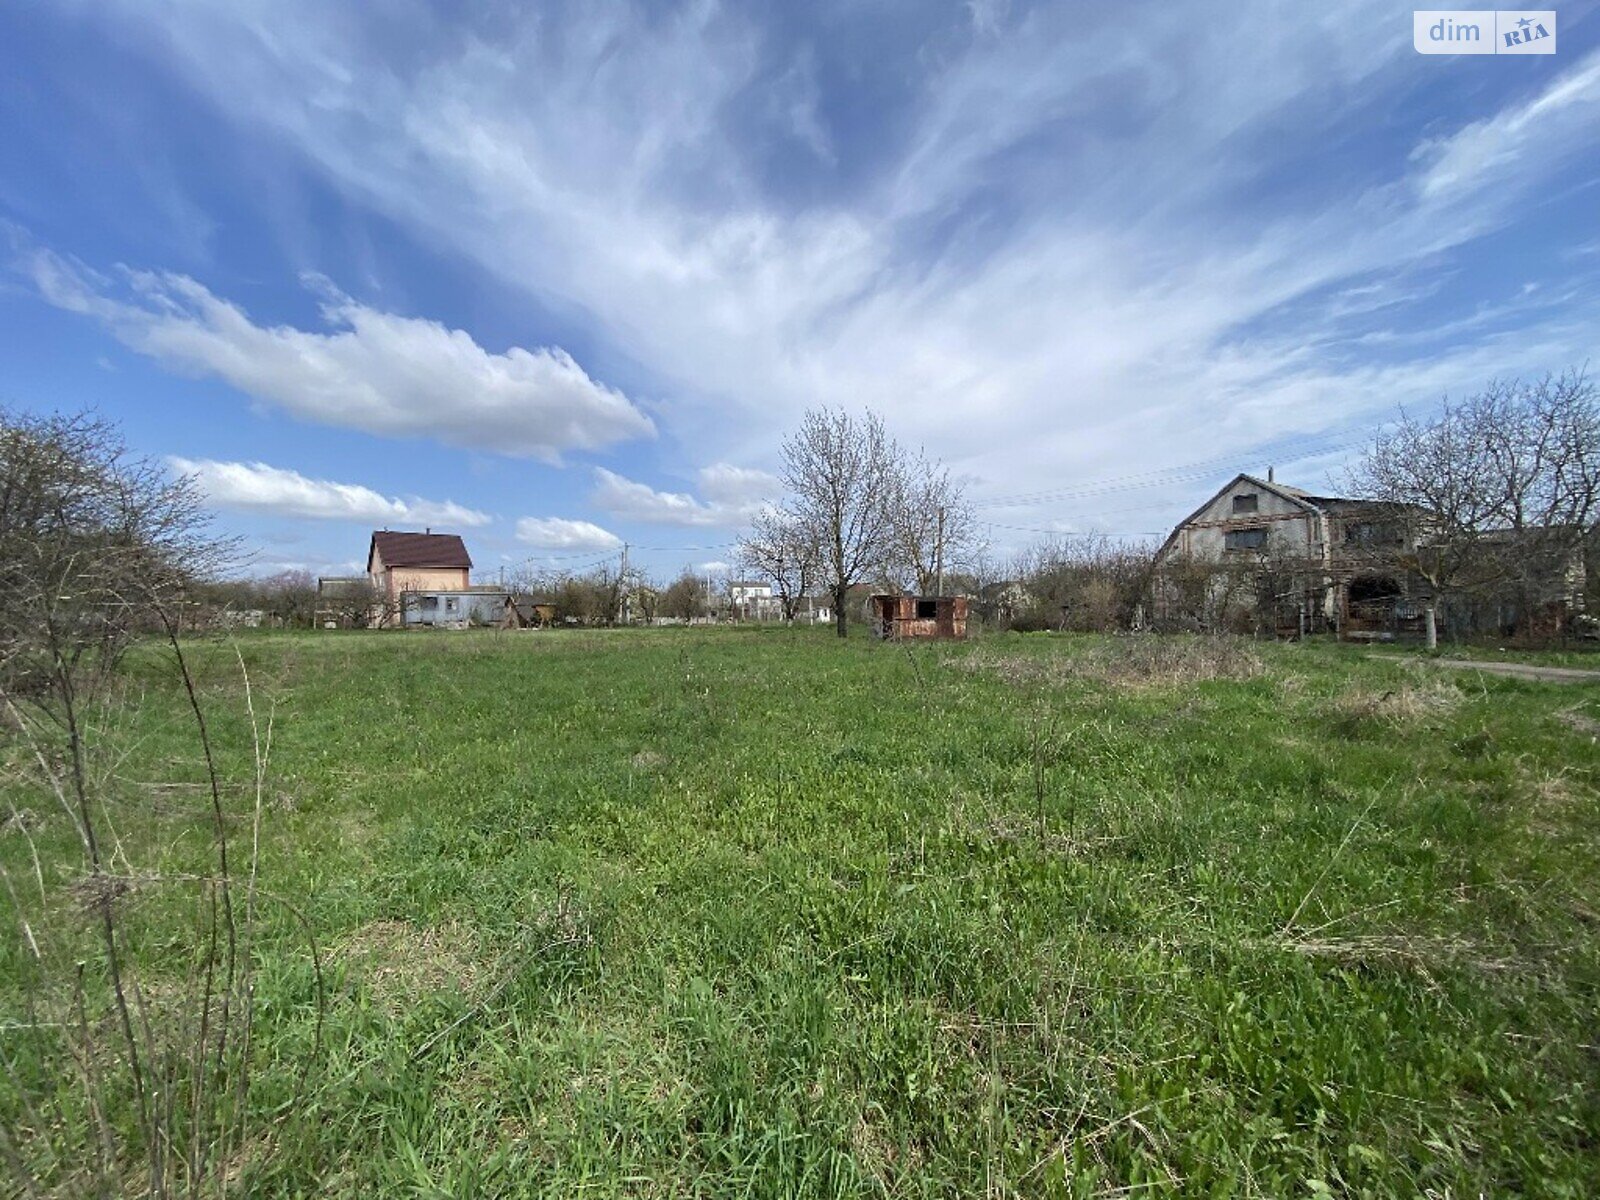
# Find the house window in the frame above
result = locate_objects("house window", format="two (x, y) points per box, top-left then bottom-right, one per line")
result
(445, 597), (459, 613)
(1345, 522), (1398, 547)
(419, 595), (439, 611)
(1233, 494), (1259, 514)
(1224, 527), (1268, 551)
(916, 598), (938, 619)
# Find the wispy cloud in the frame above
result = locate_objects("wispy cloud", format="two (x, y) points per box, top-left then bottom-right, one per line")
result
(513, 517), (623, 552)
(1412, 52), (1600, 201)
(169, 457), (491, 527)
(25, 249), (653, 461)
(590, 464), (776, 527)
(46, 4), (1600, 549)
(698, 463), (779, 507)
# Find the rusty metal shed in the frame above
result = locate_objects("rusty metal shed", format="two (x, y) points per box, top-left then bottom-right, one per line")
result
(870, 594), (968, 640)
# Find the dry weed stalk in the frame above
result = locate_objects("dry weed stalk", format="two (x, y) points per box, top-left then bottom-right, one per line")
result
(0, 620), (324, 1198)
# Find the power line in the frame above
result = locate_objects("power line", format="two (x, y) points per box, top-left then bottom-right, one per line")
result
(1025, 496), (1211, 522)
(972, 434), (1374, 539)
(628, 539), (739, 553)
(979, 430), (1362, 503)
(504, 548), (622, 578)
(970, 431), (1367, 510)
(518, 546), (624, 563)
(981, 521), (1166, 537)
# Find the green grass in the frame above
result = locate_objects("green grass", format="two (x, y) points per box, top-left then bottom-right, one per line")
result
(4, 627), (1599, 1196)
(1361, 639), (1600, 670)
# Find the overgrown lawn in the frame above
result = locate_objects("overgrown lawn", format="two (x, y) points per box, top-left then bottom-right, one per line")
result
(3, 628), (1598, 1196)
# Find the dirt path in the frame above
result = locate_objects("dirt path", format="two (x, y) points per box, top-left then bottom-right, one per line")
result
(1368, 654), (1600, 684)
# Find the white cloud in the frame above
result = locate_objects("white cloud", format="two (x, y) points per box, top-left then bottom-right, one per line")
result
(964, 0), (1009, 36)
(590, 464), (774, 527)
(68, 6), (1600, 533)
(1412, 53), (1600, 201)
(241, 555), (366, 579)
(27, 253), (654, 461)
(169, 457), (492, 527)
(696, 462), (779, 507)
(514, 516), (623, 551)
(591, 468), (718, 526)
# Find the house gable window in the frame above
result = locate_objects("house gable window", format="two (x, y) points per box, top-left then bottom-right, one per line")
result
(1233, 493), (1259, 514)
(1344, 521), (1399, 547)
(1224, 527), (1268, 551)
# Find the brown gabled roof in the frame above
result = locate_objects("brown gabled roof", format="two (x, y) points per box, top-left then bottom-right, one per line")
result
(367, 530), (473, 573)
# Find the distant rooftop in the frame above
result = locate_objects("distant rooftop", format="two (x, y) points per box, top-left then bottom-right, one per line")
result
(367, 530), (473, 572)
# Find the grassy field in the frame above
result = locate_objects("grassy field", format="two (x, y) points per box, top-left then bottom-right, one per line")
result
(3, 627), (1599, 1196)
(1363, 641), (1600, 671)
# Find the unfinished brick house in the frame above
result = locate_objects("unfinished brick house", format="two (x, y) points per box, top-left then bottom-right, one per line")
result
(1152, 473), (1586, 640)
(1151, 472), (1398, 636)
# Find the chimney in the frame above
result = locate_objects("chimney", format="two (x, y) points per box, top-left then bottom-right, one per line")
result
(1267, 466), (1275, 483)
(425, 527), (431, 535)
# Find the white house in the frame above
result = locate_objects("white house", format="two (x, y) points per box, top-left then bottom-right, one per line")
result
(728, 580), (782, 621)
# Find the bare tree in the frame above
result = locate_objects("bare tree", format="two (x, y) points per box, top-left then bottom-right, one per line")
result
(1, 408), (228, 699)
(336, 578), (381, 629)
(296, 575), (382, 629)
(884, 447), (978, 595)
(1151, 546), (1260, 634)
(632, 577), (661, 623)
(0, 409), (324, 1196)
(1006, 535), (1158, 632)
(598, 559), (628, 625)
(780, 408), (899, 637)
(548, 569), (613, 625)
(507, 563), (553, 598)
(1250, 531), (1333, 639)
(1477, 371), (1600, 635)
(366, 584), (411, 629)
(1476, 371), (1600, 536)
(661, 569), (707, 621)
(258, 568), (318, 627)
(1348, 371), (1599, 647)
(737, 507), (818, 622)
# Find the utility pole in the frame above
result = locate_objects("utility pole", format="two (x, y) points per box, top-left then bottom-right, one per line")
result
(935, 505), (945, 598)
(618, 543), (629, 625)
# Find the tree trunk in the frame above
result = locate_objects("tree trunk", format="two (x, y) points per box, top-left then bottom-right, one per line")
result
(1424, 599), (1438, 650)
(834, 587), (848, 638)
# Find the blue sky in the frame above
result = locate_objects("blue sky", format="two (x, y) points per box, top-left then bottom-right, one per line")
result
(3, 1), (1598, 581)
